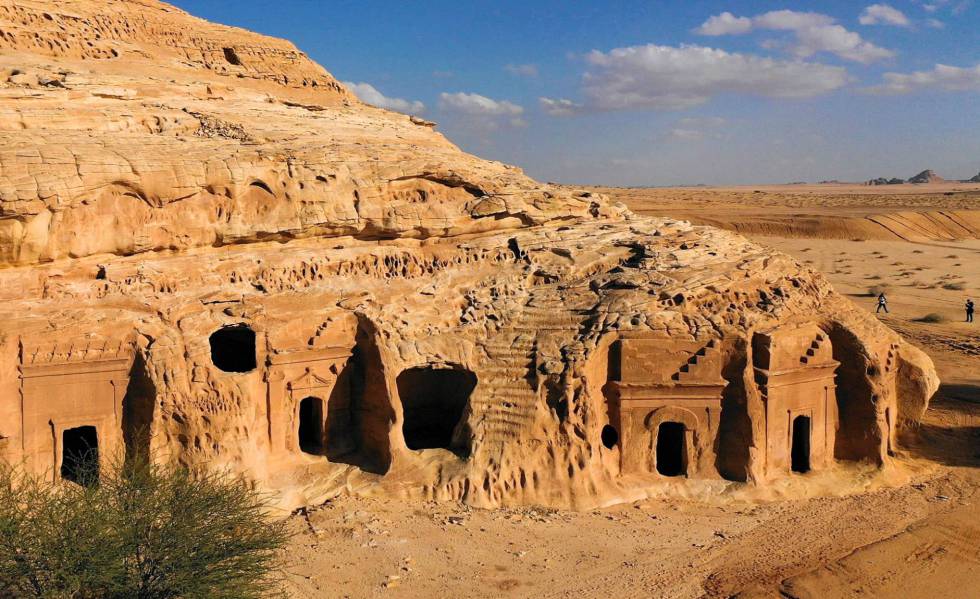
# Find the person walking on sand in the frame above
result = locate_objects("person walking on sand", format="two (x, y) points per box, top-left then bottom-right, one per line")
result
(967, 298), (975, 323)
(876, 292), (889, 314)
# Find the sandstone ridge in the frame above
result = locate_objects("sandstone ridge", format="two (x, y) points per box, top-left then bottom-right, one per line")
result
(0, 0), (938, 510)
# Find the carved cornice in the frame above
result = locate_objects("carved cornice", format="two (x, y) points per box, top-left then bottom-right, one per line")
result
(19, 337), (134, 379)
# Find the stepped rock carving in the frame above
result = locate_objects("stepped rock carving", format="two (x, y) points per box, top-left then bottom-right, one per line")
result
(0, 0), (938, 509)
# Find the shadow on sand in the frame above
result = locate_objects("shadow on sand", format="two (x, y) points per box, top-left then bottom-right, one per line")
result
(900, 383), (980, 468)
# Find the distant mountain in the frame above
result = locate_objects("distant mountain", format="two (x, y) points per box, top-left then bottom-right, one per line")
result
(908, 169), (944, 184)
(968, 171), (980, 183)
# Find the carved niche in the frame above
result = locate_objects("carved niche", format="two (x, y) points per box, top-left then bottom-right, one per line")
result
(753, 324), (839, 475)
(19, 336), (134, 481)
(604, 335), (727, 477)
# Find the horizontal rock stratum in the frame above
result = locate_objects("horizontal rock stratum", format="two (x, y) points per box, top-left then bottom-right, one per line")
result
(0, 0), (938, 509)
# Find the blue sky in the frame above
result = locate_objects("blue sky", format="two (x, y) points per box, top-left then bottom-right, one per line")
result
(171, 1), (980, 185)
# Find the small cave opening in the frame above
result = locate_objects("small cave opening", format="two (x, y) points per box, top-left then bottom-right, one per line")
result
(222, 47), (243, 66)
(209, 325), (257, 373)
(600, 424), (619, 449)
(61, 426), (99, 486)
(656, 422), (686, 477)
(791, 415), (812, 473)
(298, 396), (325, 455)
(396, 366), (476, 455)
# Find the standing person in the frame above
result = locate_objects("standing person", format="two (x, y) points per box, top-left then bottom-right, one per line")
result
(876, 292), (889, 314)
(967, 298), (975, 323)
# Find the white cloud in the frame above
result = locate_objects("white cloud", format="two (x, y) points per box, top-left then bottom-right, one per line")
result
(505, 63), (539, 78)
(752, 10), (836, 30)
(576, 44), (849, 111)
(859, 4), (911, 26)
(438, 92), (526, 128)
(695, 9), (893, 63)
(792, 24), (894, 63)
(439, 92), (523, 116)
(695, 12), (753, 35)
(539, 97), (585, 116)
(914, 0), (970, 14)
(866, 62), (980, 94)
(343, 82), (425, 114)
(927, 17), (946, 27)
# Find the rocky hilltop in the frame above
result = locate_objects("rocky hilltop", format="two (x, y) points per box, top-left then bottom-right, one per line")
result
(0, 0), (938, 510)
(908, 169), (944, 184)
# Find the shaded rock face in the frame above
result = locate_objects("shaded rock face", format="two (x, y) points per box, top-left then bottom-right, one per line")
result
(0, 1), (938, 509)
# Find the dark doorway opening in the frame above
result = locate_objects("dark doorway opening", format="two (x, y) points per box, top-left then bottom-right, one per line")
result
(61, 426), (99, 486)
(209, 325), (257, 373)
(792, 415), (811, 473)
(601, 424), (619, 449)
(656, 422), (686, 477)
(397, 366), (477, 455)
(298, 397), (324, 455)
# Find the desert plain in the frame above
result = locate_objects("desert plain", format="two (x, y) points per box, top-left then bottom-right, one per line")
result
(281, 183), (980, 599)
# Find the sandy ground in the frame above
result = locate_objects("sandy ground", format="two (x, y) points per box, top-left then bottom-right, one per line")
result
(279, 184), (980, 598)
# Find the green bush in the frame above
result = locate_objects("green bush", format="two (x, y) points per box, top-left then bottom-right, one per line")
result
(0, 456), (288, 598)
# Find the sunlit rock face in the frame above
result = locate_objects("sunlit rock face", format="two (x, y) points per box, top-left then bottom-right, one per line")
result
(0, 0), (937, 510)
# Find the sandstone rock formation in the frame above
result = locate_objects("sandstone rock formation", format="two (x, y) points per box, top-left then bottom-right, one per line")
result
(866, 177), (905, 186)
(908, 170), (944, 184)
(0, 0), (939, 510)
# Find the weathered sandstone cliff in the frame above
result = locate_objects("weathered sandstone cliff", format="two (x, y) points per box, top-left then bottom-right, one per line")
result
(0, 0), (938, 509)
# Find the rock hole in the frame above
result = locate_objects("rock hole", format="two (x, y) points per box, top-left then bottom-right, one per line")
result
(249, 180), (275, 196)
(656, 422), (686, 477)
(600, 424), (618, 449)
(61, 426), (99, 486)
(397, 366), (476, 456)
(791, 415), (811, 473)
(209, 324), (257, 373)
(298, 396), (325, 455)
(222, 47), (243, 66)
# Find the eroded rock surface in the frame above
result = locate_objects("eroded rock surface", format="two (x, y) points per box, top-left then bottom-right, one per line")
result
(0, 0), (938, 510)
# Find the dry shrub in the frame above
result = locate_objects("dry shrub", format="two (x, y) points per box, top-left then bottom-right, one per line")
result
(0, 455), (288, 598)
(915, 313), (945, 323)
